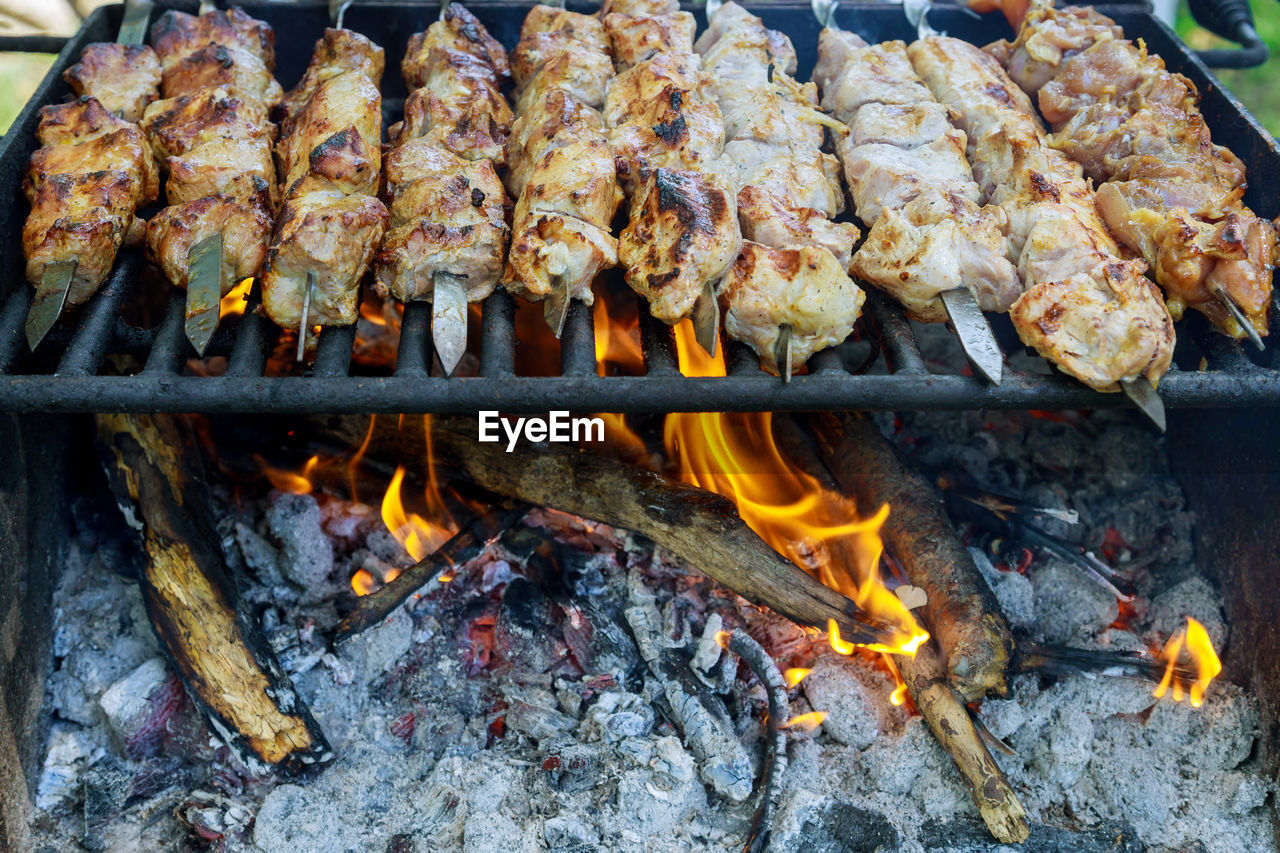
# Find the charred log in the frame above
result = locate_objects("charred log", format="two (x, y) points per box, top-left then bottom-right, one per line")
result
(308, 414), (902, 649)
(805, 412), (1015, 702)
(96, 414), (331, 776)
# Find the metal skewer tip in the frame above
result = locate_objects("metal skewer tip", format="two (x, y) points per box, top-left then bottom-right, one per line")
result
(692, 279), (720, 358)
(432, 272), (469, 377)
(185, 232), (225, 357)
(811, 0), (838, 28)
(1210, 285), (1266, 351)
(940, 288), (1003, 385)
(329, 0), (353, 28)
(1119, 376), (1166, 433)
(543, 277), (571, 339)
(26, 261), (77, 352)
(774, 324), (794, 383)
(705, 0), (724, 20)
(117, 0), (153, 45)
(297, 271), (315, 363)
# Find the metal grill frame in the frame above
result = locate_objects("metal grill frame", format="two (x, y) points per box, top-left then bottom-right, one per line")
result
(0, 0), (1277, 414)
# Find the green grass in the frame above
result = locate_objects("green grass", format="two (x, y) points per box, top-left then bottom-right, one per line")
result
(1176, 0), (1280, 134)
(0, 53), (55, 134)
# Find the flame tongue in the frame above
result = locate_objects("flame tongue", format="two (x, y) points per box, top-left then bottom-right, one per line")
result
(663, 322), (927, 658)
(1154, 617), (1222, 707)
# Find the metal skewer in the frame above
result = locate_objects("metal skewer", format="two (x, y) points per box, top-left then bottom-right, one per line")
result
(1209, 283), (1266, 351)
(432, 273), (469, 375)
(185, 233), (226, 356)
(25, 0), (153, 351)
(329, 0), (353, 29)
(543, 276), (571, 339)
(297, 271), (315, 363)
(1119, 376), (1166, 433)
(691, 279), (720, 358)
(940, 289), (1003, 384)
(773, 323), (793, 383)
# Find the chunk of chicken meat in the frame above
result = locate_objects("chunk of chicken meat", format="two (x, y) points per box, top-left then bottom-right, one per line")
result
(402, 3), (510, 89)
(390, 56), (513, 164)
(720, 242), (865, 376)
(603, 10), (696, 70)
(618, 168), (741, 323)
(278, 28), (385, 126)
(63, 44), (161, 123)
(30, 98), (158, 204)
(152, 7), (276, 70)
(505, 90), (605, 198)
(146, 196), (271, 291)
(983, 0), (1119, 94)
(160, 43), (283, 118)
(375, 139), (510, 304)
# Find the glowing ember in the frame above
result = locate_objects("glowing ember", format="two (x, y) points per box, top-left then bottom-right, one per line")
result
(785, 710), (828, 732)
(351, 569), (377, 597)
(663, 321), (927, 658)
(784, 667), (812, 688)
(219, 277), (253, 319)
(715, 630), (731, 648)
(1153, 617), (1222, 707)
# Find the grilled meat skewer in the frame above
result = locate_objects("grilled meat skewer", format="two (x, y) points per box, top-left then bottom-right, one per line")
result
(375, 3), (513, 375)
(262, 29), (389, 339)
(812, 32), (1019, 323)
(23, 0), (160, 350)
(141, 7), (282, 354)
(695, 2), (865, 377)
(986, 0), (1274, 347)
(501, 4), (623, 336)
(907, 36), (1175, 400)
(602, 0), (741, 340)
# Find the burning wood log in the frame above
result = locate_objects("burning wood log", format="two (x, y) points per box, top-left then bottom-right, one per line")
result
(96, 414), (331, 775)
(775, 414), (1029, 843)
(336, 499), (532, 643)
(308, 415), (902, 649)
(805, 412), (1015, 702)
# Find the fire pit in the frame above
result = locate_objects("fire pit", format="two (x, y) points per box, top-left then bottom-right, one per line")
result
(1, 1), (1278, 851)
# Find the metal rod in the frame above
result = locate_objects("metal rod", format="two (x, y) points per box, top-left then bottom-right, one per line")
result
(142, 296), (191, 375)
(863, 291), (928, 375)
(312, 325), (356, 378)
(560, 299), (597, 376)
(726, 340), (762, 376)
(226, 299), (276, 379)
(637, 303), (679, 376)
(396, 301), (431, 376)
(0, 288), (32, 375)
(807, 348), (845, 375)
(55, 252), (140, 376)
(478, 291), (515, 377)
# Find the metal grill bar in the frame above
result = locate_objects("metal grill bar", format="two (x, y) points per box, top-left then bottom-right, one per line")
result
(225, 306), (276, 378)
(560, 301), (596, 376)
(807, 349), (845, 375)
(726, 340), (762, 376)
(142, 297), (190, 375)
(55, 252), (140, 376)
(479, 292), (515, 378)
(0, 288), (30, 375)
(314, 325), (357, 378)
(396, 302), (431, 376)
(638, 306), (679, 376)
(864, 292), (928, 376)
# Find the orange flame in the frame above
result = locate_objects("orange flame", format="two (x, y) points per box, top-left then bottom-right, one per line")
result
(593, 295), (644, 377)
(1153, 617), (1222, 707)
(784, 667), (812, 688)
(380, 464), (457, 563)
(261, 454), (319, 494)
(663, 323), (926, 657)
(219, 277), (254, 319)
(352, 569), (377, 596)
(785, 710), (828, 732)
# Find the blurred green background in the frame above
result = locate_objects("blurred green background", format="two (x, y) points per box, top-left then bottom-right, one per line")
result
(0, 1), (1276, 134)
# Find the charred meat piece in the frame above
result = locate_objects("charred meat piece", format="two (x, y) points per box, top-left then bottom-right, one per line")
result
(146, 195), (272, 291)
(63, 43), (162, 123)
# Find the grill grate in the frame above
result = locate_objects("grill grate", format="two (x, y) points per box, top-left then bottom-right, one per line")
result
(0, 1), (1277, 414)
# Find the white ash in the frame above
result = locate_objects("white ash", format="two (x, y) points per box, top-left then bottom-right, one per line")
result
(29, 402), (1279, 853)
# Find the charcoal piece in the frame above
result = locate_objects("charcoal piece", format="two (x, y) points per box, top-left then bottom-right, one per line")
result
(497, 577), (562, 674)
(81, 757), (133, 852)
(918, 818), (1145, 852)
(265, 493), (334, 592)
(559, 598), (643, 687)
(540, 743), (605, 794)
(796, 800), (900, 853)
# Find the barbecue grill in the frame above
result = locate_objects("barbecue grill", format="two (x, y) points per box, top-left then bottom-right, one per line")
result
(0, 0), (1277, 414)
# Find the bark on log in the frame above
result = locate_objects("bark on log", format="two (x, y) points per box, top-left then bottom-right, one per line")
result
(97, 414), (331, 776)
(776, 414), (1029, 843)
(898, 645), (1030, 844)
(308, 415), (900, 647)
(805, 412), (1014, 702)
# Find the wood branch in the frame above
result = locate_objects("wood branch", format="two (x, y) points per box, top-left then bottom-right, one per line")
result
(775, 414), (1029, 844)
(805, 412), (1014, 702)
(307, 415), (901, 648)
(898, 645), (1030, 844)
(335, 500), (532, 644)
(96, 414), (331, 776)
